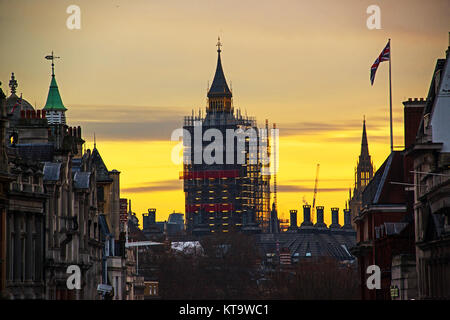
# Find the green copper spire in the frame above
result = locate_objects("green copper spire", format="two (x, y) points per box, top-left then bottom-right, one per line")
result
(43, 51), (66, 111)
(43, 75), (67, 111)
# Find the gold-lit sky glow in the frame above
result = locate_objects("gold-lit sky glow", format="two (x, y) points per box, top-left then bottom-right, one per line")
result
(1, 0), (449, 226)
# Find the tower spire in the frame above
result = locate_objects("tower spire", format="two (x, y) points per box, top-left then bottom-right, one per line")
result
(361, 117), (369, 158)
(43, 51), (67, 124)
(208, 38), (232, 99)
(216, 36), (222, 53)
(207, 38), (232, 113)
(356, 117), (373, 189)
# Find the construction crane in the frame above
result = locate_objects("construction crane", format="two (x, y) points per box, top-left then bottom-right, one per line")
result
(302, 196), (308, 206)
(273, 123), (278, 210)
(311, 164), (320, 221)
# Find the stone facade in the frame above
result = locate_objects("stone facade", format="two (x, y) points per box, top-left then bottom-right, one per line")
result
(408, 43), (450, 299)
(0, 69), (142, 300)
(390, 254), (418, 300)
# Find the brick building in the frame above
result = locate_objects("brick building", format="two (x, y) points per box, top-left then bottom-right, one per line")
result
(351, 94), (423, 299)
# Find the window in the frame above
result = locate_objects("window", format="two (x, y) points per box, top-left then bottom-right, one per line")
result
(97, 186), (104, 202)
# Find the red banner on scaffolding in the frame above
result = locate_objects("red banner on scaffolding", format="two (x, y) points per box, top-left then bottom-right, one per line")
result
(181, 169), (240, 180)
(185, 203), (235, 213)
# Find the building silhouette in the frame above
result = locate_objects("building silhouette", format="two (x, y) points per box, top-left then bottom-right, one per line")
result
(0, 59), (141, 299)
(182, 39), (271, 235)
(258, 205), (356, 267)
(408, 40), (450, 299)
(349, 119), (374, 229)
(351, 97), (424, 300)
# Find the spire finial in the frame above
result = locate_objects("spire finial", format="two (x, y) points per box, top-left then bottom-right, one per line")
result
(216, 36), (222, 53)
(94, 133), (96, 149)
(45, 51), (60, 76)
(9, 73), (18, 95)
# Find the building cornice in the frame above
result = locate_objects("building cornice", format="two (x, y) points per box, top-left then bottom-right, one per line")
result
(405, 142), (443, 156)
(359, 204), (407, 217)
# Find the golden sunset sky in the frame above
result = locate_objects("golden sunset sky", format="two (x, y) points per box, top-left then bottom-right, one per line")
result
(1, 0), (449, 226)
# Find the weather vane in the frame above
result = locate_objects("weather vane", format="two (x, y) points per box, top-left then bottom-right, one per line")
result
(216, 37), (222, 53)
(45, 51), (60, 76)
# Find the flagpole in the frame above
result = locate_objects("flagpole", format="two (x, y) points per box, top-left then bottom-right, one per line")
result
(388, 38), (393, 152)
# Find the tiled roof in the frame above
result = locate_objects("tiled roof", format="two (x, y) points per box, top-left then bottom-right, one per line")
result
(73, 171), (91, 189)
(43, 75), (67, 111)
(417, 58), (446, 140)
(91, 147), (113, 182)
(362, 151), (405, 206)
(256, 228), (356, 261)
(207, 50), (232, 98)
(43, 162), (61, 181)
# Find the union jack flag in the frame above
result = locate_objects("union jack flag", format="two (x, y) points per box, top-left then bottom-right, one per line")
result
(370, 40), (390, 85)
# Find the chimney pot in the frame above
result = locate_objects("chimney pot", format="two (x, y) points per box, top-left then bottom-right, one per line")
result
(343, 209), (352, 229)
(289, 210), (298, 228)
(404, 95), (425, 148)
(330, 207), (341, 229)
(314, 206), (327, 228)
(301, 205), (313, 227)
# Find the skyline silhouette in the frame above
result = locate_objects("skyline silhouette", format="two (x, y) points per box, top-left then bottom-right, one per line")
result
(1, 0), (449, 225)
